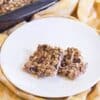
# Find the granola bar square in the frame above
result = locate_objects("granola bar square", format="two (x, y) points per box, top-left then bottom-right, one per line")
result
(58, 48), (87, 80)
(24, 45), (63, 77)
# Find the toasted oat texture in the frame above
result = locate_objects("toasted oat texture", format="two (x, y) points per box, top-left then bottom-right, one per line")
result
(24, 45), (62, 77)
(0, 0), (35, 14)
(58, 47), (87, 80)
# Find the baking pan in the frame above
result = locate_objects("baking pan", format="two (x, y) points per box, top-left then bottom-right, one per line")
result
(0, 0), (58, 33)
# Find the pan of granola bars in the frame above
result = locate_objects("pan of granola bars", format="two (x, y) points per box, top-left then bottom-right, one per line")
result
(0, 0), (58, 32)
(0, 17), (100, 98)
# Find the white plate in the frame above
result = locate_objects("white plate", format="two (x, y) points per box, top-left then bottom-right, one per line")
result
(0, 17), (100, 98)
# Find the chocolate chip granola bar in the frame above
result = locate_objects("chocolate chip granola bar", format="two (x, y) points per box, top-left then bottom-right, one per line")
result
(24, 45), (87, 79)
(58, 48), (87, 80)
(24, 45), (63, 77)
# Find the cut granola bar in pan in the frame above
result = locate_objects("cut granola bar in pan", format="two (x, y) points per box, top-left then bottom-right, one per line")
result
(24, 45), (63, 77)
(0, 0), (35, 14)
(58, 48), (87, 80)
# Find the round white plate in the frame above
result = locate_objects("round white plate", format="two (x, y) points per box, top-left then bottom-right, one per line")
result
(0, 17), (100, 98)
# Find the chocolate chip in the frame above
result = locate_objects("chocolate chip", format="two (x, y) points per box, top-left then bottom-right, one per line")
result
(42, 45), (48, 50)
(37, 56), (45, 63)
(52, 54), (55, 58)
(29, 67), (38, 72)
(73, 58), (81, 63)
(54, 64), (57, 69)
(61, 61), (67, 67)
(38, 45), (47, 51)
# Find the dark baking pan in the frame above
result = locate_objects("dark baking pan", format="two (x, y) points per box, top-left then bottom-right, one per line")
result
(0, 0), (58, 33)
